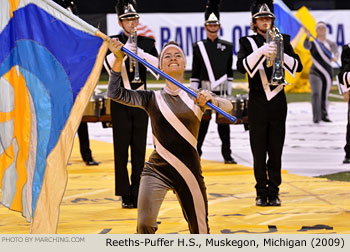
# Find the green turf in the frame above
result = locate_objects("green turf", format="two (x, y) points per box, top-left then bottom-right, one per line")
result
(317, 172), (350, 182)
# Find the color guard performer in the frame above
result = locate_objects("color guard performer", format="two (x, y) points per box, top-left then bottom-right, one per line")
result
(108, 39), (233, 233)
(304, 22), (339, 123)
(191, 0), (236, 164)
(104, 0), (158, 209)
(236, 0), (303, 206)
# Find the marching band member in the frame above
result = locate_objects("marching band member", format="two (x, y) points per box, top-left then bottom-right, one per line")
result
(337, 44), (350, 164)
(236, 0), (302, 206)
(104, 0), (159, 209)
(107, 39), (232, 233)
(191, 0), (236, 164)
(304, 22), (339, 123)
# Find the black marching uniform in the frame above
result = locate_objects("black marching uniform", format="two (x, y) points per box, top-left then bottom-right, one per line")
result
(104, 33), (158, 207)
(337, 44), (350, 162)
(237, 33), (302, 201)
(191, 39), (234, 161)
(191, 0), (234, 162)
(77, 122), (93, 163)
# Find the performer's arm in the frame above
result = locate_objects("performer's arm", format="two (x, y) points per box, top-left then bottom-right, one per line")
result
(107, 39), (153, 110)
(283, 34), (303, 77)
(104, 39), (159, 76)
(338, 47), (350, 92)
(329, 40), (340, 62)
(194, 90), (232, 113)
(227, 46), (234, 96)
(303, 35), (312, 50)
(236, 37), (276, 78)
(124, 39), (159, 67)
(190, 44), (201, 89)
(236, 37), (250, 74)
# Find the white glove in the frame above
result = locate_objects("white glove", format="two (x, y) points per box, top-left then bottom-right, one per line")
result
(190, 80), (199, 89)
(125, 40), (146, 58)
(259, 42), (277, 58)
(125, 41), (159, 68)
(227, 81), (233, 96)
(124, 40), (137, 54)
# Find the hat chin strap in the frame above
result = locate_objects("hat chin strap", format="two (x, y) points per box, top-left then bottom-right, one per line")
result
(256, 26), (268, 36)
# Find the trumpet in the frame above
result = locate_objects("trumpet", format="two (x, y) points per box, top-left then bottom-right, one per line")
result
(128, 26), (142, 83)
(266, 24), (288, 86)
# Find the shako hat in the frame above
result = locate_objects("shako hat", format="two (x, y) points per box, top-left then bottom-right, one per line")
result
(251, 0), (275, 19)
(115, 0), (140, 20)
(205, 0), (221, 25)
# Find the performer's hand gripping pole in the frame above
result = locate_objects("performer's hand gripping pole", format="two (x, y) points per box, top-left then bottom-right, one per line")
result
(121, 47), (237, 123)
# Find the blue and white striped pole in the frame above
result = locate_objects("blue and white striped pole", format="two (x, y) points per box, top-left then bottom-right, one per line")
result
(121, 47), (237, 123)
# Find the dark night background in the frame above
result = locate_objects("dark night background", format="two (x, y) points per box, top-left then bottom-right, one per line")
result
(53, 0), (350, 34)
(73, 0), (350, 14)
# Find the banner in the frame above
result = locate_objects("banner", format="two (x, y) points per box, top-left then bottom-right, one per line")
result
(107, 10), (350, 70)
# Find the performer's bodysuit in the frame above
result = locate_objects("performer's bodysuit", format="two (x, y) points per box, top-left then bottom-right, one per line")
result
(108, 71), (219, 233)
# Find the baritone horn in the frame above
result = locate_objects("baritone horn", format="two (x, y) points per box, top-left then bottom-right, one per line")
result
(128, 26), (142, 83)
(266, 24), (288, 86)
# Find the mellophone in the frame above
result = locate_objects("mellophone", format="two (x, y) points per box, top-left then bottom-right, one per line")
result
(202, 94), (249, 124)
(82, 92), (112, 128)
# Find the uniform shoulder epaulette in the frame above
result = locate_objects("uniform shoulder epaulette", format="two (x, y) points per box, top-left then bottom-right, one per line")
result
(281, 33), (291, 44)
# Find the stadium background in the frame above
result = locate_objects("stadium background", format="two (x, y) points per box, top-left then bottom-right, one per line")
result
(53, 0), (350, 37)
(56, 0), (350, 94)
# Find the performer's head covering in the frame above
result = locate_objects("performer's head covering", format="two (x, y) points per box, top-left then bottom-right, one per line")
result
(250, 0), (275, 20)
(204, 0), (221, 25)
(59, 0), (78, 15)
(115, 0), (140, 20)
(250, 0), (275, 32)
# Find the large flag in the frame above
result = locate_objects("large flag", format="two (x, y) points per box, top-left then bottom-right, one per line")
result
(274, 0), (305, 48)
(274, 0), (316, 93)
(0, 0), (108, 233)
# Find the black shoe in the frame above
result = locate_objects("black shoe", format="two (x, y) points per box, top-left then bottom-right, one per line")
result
(343, 157), (350, 164)
(313, 120), (319, 124)
(322, 117), (332, 122)
(256, 196), (268, 206)
(85, 159), (100, 166)
(268, 196), (281, 206)
(224, 158), (237, 164)
(122, 202), (134, 209)
(121, 196), (134, 209)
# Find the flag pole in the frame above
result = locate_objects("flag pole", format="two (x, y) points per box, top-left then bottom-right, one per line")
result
(106, 43), (237, 123)
(51, 3), (235, 122)
(274, 0), (340, 67)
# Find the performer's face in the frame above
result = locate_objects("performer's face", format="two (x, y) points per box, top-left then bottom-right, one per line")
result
(316, 25), (327, 37)
(255, 17), (273, 33)
(205, 24), (220, 34)
(119, 17), (139, 36)
(161, 47), (186, 75)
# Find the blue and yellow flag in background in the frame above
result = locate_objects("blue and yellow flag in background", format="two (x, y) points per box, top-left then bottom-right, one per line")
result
(274, 0), (316, 93)
(0, 0), (108, 233)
